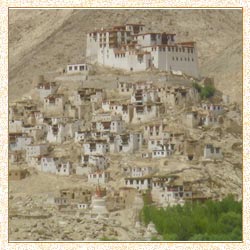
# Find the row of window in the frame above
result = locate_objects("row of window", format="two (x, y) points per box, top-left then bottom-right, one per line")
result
(151, 47), (194, 53)
(203, 106), (222, 110)
(68, 65), (87, 71)
(209, 148), (220, 153)
(115, 53), (125, 58)
(172, 57), (194, 62)
(126, 179), (146, 185)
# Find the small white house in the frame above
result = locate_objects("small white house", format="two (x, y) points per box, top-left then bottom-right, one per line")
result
(152, 144), (174, 158)
(36, 82), (57, 100)
(44, 94), (65, 114)
(111, 132), (143, 153)
(26, 144), (49, 162)
(9, 120), (24, 133)
(47, 120), (81, 144)
(75, 130), (92, 143)
(131, 89), (159, 104)
(148, 138), (170, 150)
(131, 104), (160, 124)
(40, 156), (59, 173)
(83, 140), (109, 155)
(9, 151), (23, 164)
(9, 134), (33, 151)
(117, 81), (133, 95)
(56, 161), (73, 176)
(88, 171), (110, 184)
(202, 115), (220, 127)
(101, 101), (133, 123)
(66, 63), (90, 74)
(185, 111), (200, 129)
(77, 203), (89, 209)
(124, 177), (152, 190)
(93, 117), (125, 134)
(131, 166), (154, 178)
(81, 154), (108, 170)
(202, 103), (224, 116)
(203, 144), (223, 160)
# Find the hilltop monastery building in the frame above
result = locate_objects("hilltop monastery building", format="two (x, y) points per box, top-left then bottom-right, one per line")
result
(86, 23), (199, 78)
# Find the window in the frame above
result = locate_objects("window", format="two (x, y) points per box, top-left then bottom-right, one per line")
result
(69, 66), (72, 71)
(74, 66), (78, 70)
(176, 47), (178, 52)
(176, 57), (178, 61)
(172, 57), (175, 61)
(80, 65), (84, 71)
(163, 47), (165, 51)
(192, 58), (194, 61)
(182, 48), (185, 52)
(168, 47), (171, 52)
(172, 47), (174, 52)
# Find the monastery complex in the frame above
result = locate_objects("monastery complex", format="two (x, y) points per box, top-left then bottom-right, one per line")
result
(87, 23), (199, 78)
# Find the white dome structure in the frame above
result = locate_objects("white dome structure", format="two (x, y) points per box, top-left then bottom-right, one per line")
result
(91, 186), (108, 216)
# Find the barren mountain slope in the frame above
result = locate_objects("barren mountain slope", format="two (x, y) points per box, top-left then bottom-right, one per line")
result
(9, 9), (242, 104)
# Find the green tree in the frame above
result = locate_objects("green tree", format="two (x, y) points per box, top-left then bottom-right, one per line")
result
(200, 84), (215, 99)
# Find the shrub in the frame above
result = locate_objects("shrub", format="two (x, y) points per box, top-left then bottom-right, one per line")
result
(192, 82), (216, 99)
(140, 195), (242, 241)
(200, 84), (216, 99)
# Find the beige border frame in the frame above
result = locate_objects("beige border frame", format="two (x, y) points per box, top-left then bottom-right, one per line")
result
(1, 2), (248, 249)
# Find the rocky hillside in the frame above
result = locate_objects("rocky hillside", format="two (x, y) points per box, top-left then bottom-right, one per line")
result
(9, 9), (242, 104)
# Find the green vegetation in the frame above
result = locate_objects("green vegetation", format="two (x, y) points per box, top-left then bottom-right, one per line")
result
(192, 82), (216, 99)
(140, 195), (242, 241)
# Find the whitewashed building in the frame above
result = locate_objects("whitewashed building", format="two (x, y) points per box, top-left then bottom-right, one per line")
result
(203, 144), (223, 160)
(86, 24), (199, 78)
(83, 140), (109, 155)
(151, 176), (192, 205)
(66, 63), (90, 74)
(88, 171), (110, 184)
(92, 117), (125, 134)
(124, 177), (152, 190)
(26, 144), (49, 162)
(47, 120), (81, 144)
(202, 103), (224, 116)
(81, 154), (108, 170)
(110, 132), (143, 153)
(152, 144), (174, 158)
(44, 94), (65, 114)
(132, 103), (160, 124)
(9, 134), (33, 151)
(36, 82), (57, 100)
(56, 161), (73, 176)
(9, 120), (24, 133)
(131, 166), (154, 178)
